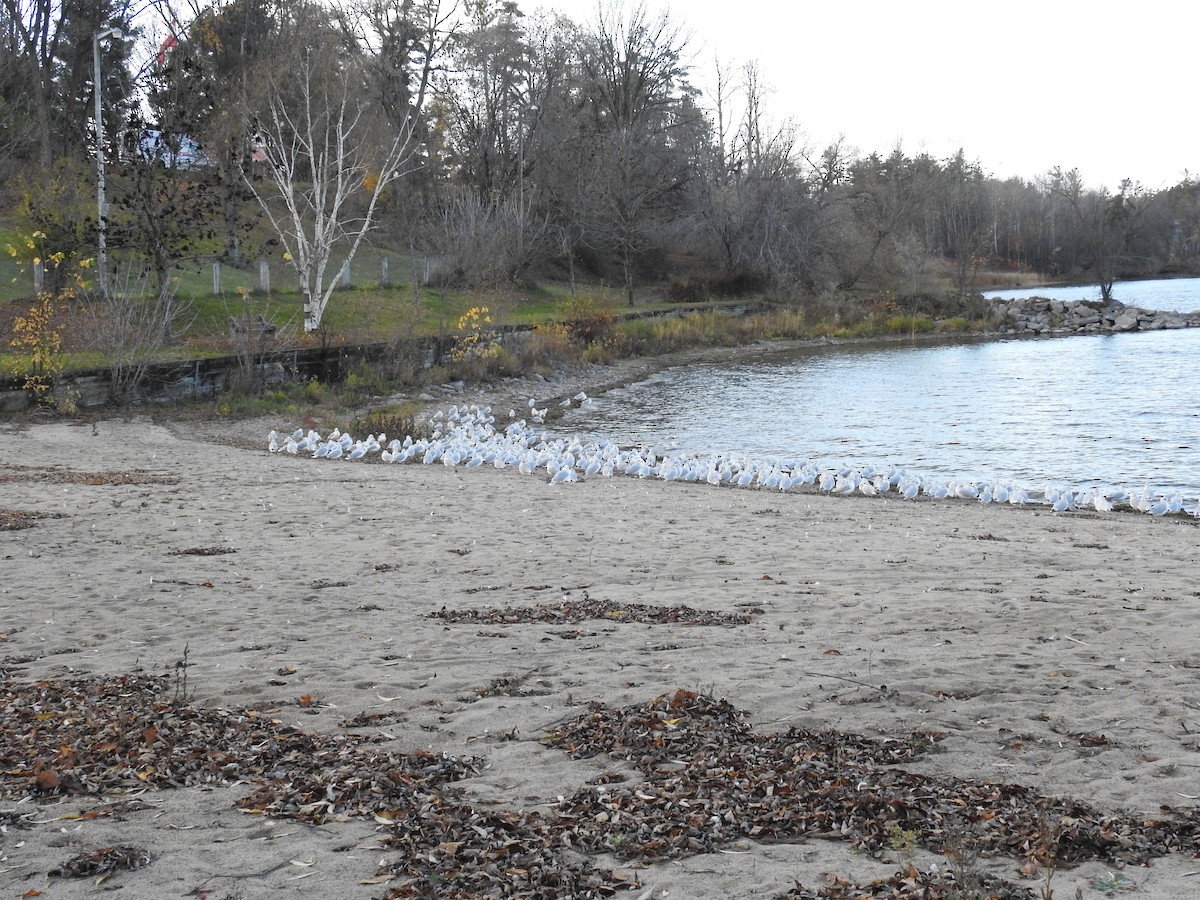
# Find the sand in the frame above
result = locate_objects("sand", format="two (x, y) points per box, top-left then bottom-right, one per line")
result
(1, 388), (1198, 898)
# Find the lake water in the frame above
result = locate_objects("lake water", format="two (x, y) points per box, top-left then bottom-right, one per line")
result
(985, 276), (1200, 313)
(563, 304), (1200, 500)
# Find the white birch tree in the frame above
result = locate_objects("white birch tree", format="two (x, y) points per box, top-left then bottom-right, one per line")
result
(246, 57), (422, 333)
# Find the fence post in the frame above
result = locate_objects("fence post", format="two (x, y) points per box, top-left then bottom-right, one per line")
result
(259, 260), (270, 293)
(423, 255), (430, 284)
(380, 256), (390, 287)
(340, 260), (351, 288)
(33, 260), (44, 292)
(213, 262), (221, 295)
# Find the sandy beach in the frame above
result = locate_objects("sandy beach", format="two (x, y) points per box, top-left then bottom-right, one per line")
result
(2, 388), (1198, 898)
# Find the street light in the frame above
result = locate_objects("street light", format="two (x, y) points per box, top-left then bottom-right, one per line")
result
(94, 26), (123, 298)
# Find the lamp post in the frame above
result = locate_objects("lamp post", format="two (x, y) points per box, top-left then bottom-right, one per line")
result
(94, 26), (123, 298)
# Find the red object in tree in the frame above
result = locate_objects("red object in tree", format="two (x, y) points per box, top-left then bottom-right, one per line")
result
(156, 31), (178, 67)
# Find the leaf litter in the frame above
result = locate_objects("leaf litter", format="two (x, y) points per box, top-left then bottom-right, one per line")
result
(544, 690), (1200, 897)
(3, 673), (1197, 898)
(430, 592), (762, 627)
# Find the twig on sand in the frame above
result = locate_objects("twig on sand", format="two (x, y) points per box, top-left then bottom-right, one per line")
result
(801, 671), (889, 691)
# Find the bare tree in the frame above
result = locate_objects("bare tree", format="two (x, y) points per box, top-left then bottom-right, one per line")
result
(1050, 169), (1154, 301)
(247, 59), (422, 333)
(579, 2), (696, 304)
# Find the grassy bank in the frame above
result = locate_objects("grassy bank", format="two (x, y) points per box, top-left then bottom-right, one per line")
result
(2, 266), (997, 421)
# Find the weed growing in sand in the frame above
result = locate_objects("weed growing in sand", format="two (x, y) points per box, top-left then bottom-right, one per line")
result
(1092, 871), (1137, 893)
(942, 826), (986, 898)
(173, 644), (192, 702)
(885, 823), (919, 866)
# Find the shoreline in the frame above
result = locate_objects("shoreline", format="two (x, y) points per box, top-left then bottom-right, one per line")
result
(2, 414), (1198, 897)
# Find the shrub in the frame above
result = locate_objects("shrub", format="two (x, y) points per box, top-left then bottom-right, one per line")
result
(449, 306), (499, 363)
(665, 275), (708, 303)
(516, 324), (575, 371)
(6, 293), (65, 403)
(350, 404), (423, 441)
(561, 294), (615, 346)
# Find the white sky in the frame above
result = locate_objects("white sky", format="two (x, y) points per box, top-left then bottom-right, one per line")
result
(533, 0), (1197, 191)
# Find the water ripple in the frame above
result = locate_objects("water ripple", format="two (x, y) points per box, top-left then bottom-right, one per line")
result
(565, 330), (1200, 499)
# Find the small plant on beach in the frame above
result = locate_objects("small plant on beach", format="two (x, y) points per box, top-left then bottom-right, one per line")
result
(885, 823), (920, 866)
(172, 644), (192, 703)
(1092, 871), (1136, 893)
(349, 405), (423, 442)
(942, 826), (987, 899)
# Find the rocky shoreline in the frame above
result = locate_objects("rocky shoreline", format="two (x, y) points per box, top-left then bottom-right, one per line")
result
(992, 295), (1200, 335)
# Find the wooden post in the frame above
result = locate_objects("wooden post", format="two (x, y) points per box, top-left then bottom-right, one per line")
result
(33, 260), (44, 292)
(340, 260), (350, 288)
(259, 260), (270, 293)
(380, 256), (390, 287)
(212, 262), (221, 295)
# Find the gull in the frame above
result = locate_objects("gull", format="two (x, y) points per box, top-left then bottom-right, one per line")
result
(550, 467), (577, 484)
(953, 482), (979, 500)
(1146, 499), (1169, 516)
(831, 474), (858, 495)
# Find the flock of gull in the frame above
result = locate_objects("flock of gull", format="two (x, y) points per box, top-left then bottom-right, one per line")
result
(268, 395), (1199, 518)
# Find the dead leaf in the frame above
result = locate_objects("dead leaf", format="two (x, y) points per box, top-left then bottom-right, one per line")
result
(358, 875), (393, 885)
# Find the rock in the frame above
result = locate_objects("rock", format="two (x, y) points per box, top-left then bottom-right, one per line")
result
(1112, 311), (1140, 331)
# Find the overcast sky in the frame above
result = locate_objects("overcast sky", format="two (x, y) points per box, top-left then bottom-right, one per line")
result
(533, 0), (1196, 191)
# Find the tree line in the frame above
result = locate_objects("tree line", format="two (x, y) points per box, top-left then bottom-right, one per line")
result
(3, 0), (1198, 330)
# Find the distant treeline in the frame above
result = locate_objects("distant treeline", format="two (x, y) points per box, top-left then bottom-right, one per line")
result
(3, 0), (1197, 305)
